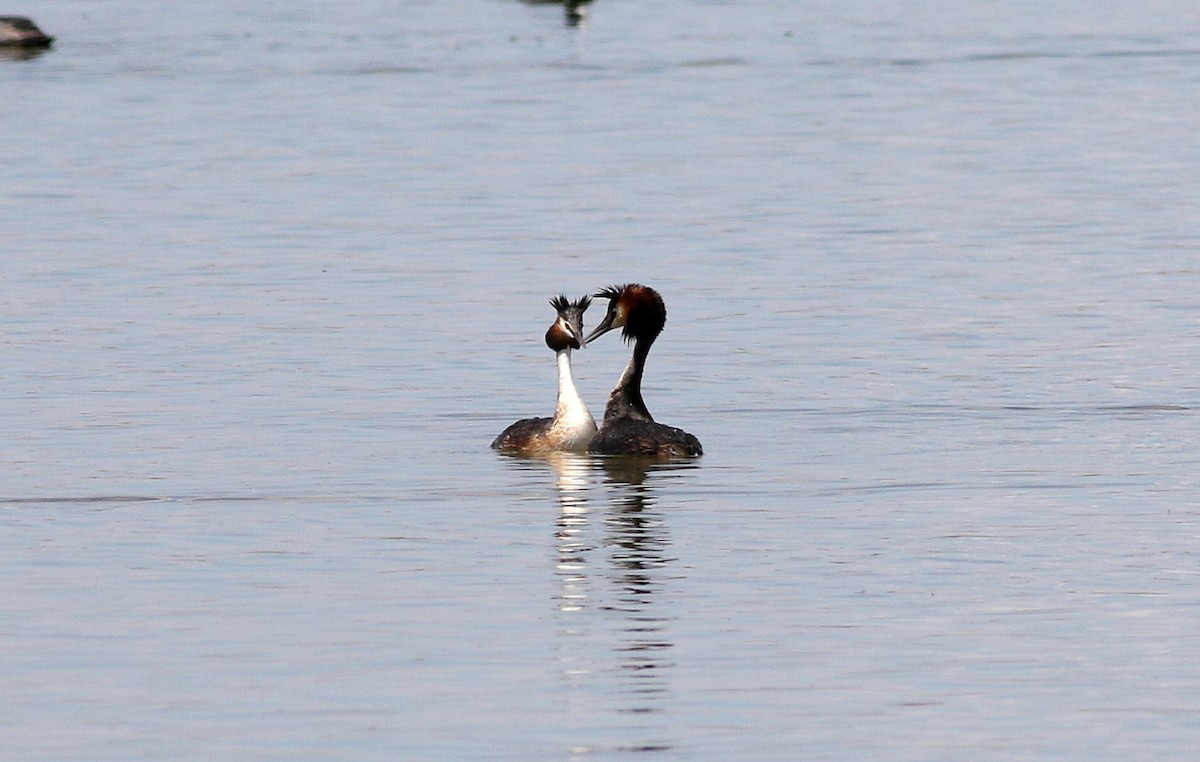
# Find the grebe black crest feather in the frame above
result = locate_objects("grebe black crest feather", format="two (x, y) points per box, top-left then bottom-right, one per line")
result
(550, 293), (591, 313)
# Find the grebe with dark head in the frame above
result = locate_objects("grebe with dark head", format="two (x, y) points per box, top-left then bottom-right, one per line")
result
(584, 284), (702, 458)
(492, 295), (597, 455)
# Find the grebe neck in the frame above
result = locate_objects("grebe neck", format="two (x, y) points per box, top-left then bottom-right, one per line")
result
(554, 348), (592, 426)
(603, 337), (654, 423)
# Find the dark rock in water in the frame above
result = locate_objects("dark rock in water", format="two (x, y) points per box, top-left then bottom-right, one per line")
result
(0, 16), (54, 47)
(518, 0), (593, 28)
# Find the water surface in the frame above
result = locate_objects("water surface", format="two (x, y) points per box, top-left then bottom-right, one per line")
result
(3, 0), (1200, 759)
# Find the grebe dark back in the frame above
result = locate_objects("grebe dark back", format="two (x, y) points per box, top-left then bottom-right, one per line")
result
(492, 295), (597, 455)
(583, 284), (702, 458)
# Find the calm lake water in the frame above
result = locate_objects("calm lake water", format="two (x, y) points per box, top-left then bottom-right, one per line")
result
(4, 0), (1200, 759)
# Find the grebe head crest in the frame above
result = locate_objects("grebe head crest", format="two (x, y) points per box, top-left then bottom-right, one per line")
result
(584, 283), (666, 345)
(545, 294), (592, 351)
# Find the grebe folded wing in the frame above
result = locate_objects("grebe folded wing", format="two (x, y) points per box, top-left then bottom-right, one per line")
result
(491, 416), (553, 450)
(587, 416), (702, 458)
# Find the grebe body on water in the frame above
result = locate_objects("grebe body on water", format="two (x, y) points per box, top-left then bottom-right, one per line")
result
(492, 295), (597, 455)
(584, 284), (702, 458)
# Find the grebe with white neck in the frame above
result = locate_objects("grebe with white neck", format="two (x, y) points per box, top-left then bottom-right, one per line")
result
(492, 295), (597, 455)
(584, 284), (702, 458)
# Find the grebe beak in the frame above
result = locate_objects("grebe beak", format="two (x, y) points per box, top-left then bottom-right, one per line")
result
(583, 313), (616, 345)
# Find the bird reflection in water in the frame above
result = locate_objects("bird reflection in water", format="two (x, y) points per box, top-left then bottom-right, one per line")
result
(518, 0), (594, 28)
(546, 452), (592, 615)
(504, 452), (698, 754)
(599, 458), (677, 719)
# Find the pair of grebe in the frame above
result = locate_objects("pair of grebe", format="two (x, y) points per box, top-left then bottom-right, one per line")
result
(492, 284), (702, 459)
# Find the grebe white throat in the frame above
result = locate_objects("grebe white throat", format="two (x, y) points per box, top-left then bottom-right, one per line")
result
(550, 347), (596, 450)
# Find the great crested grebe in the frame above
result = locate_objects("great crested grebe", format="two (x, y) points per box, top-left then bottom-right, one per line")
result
(492, 295), (598, 455)
(583, 284), (703, 458)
